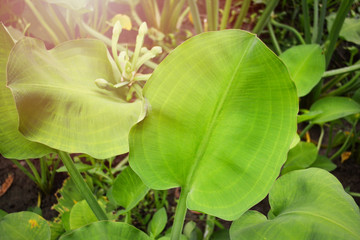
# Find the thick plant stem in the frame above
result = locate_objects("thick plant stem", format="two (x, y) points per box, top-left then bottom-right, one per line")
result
(58, 151), (108, 221)
(220, 0), (232, 30)
(170, 188), (189, 240)
(234, 0), (251, 29)
(252, 0), (279, 35)
(325, 0), (354, 67)
(188, 0), (203, 33)
(301, 0), (311, 43)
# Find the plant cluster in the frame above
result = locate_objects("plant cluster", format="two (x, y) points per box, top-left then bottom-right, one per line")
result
(1, 0), (360, 240)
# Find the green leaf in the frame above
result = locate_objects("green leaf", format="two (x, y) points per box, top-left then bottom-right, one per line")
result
(0, 211), (51, 240)
(69, 200), (100, 230)
(309, 97), (360, 124)
(147, 207), (167, 238)
(281, 141), (317, 175)
(129, 30), (298, 220)
(59, 221), (151, 240)
(0, 24), (54, 159)
(327, 14), (360, 45)
(279, 44), (325, 97)
(7, 37), (143, 158)
(111, 166), (149, 212)
(230, 168), (360, 240)
(309, 155), (337, 172)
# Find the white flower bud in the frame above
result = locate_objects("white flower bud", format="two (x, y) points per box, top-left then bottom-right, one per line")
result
(150, 46), (162, 55)
(138, 22), (148, 36)
(112, 21), (122, 37)
(95, 78), (110, 89)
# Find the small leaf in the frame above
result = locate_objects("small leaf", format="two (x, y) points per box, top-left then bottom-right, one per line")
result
(230, 168), (360, 240)
(69, 200), (99, 230)
(280, 44), (325, 97)
(327, 14), (360, 45)
(309, 155), (336, 172)
(147, 208), (167, 238)
(112, 167), (149, 212)
(281, 141), (318, 175)
(309, 97), (360, 124)
(0, 212), (51, 240)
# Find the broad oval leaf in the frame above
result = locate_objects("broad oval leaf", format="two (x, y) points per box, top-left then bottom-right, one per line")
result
(279, 44), (325, 97)
(327, 14), (360, 45)
(7, 37), (142, 159)
(147, 207), (167, 238)
(0, 211), (51, 240)
(112, 166), (149, 212)
(309, 97), (360, 124)
(0, 23), (53, 159)
(230, 168), (360, 240)
(59, 221), (150, 240)
(129, 30), (298, 220)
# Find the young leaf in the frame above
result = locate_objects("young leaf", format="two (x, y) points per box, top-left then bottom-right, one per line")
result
(230, 168), (360, 239)
(111, 166), (150, 213)
(0, 211), (51, 240)
(0, 23), (53, 159)
(279, 44), (325, 97)
(129, 30), (298, 220)
(281, 141), (318, 175)
(7, 38), (143, 159)
(309, 97), (360, 124)
(69, 200), (99, 230)
(59, 221), (151, 240)
(147, 207), (167, 238)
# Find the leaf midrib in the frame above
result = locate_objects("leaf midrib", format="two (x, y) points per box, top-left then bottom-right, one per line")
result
(184, 36), (257, 190)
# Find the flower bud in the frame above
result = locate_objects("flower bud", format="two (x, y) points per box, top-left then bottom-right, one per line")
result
(95, 78), (110, 89)
(150, 46), (162, 55)
(138, 22), (148, 36)
(112, 21), (122, 38)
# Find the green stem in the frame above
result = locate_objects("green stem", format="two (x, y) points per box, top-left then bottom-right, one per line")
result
(220, 0), (232, 30)
(321, 73), (348, 93)
(24, 0), (60, 45)
(253, 0), (280, 35)
(271, 19), (306, 45)
(234, 0), (251, 29)
(170, 188), (189, 240)
(206, 0), (219, 31)
(311, 0), (319, 43)
(125, 211), (132, 224)
(79, 20), (158, 70)
(317, 125), (324, 151)
(325, 0), (354, 67)
(188, 0), (203, 33)
(327, 71), (360, 96)
(299, 123), (314, 139)
(267, 22), (281, 55)
(9, 159), (37, 183)
(322, 63), (360, 78)
(58, 151), (108, 221)
(40, 156), (49, 192)
(329, 119), (358, 162)
(203, 215), (215, 240)
(301, 0), (311, 43)
(316, 0), (327, 44)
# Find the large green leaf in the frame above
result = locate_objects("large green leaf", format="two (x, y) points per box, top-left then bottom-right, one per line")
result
(7, 37), (142, 159)
(230, 168), (360, 240)
(59, 221), (150, 240)
(0, 23), (53, 159)
(111, 166), (149, 212)
(309, 97), (360, 124)
(0, 211), (51, 240)
(129, 30), (298, 220)
(279, 44), (325, 97)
